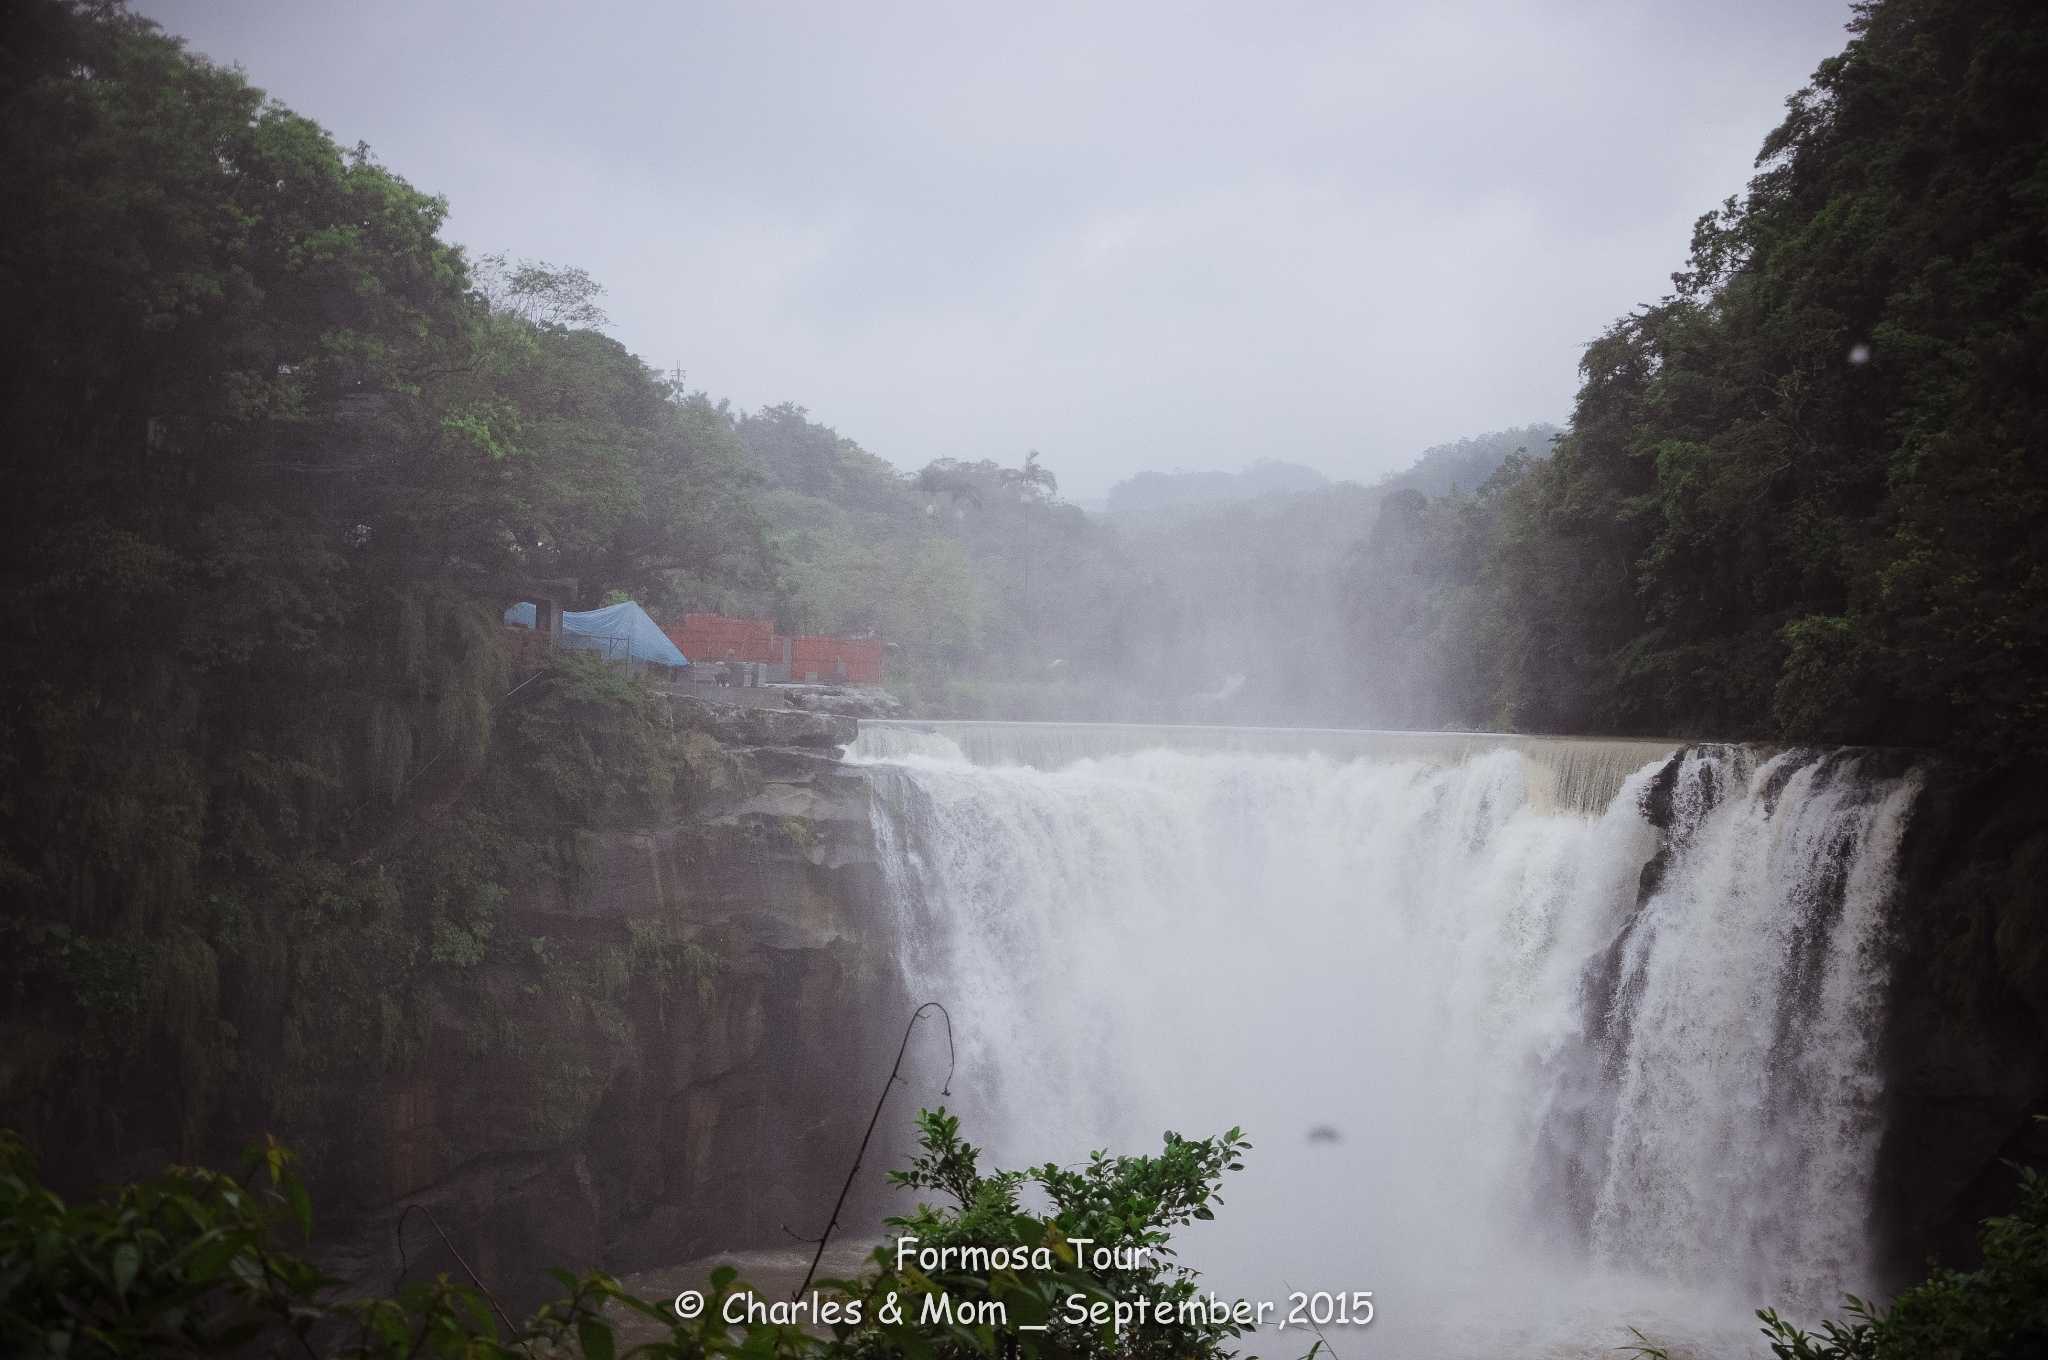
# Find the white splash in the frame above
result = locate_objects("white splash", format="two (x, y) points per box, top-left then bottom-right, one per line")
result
(852, 729), (1920, 1358)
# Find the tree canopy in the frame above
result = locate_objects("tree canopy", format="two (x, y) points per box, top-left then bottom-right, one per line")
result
(1346, 0), (2047, 756)
(0, 0), (772, 1178)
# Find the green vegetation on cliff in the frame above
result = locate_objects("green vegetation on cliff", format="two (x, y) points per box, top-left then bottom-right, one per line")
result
(729, 403), (1130, 712)
(1757, 1163), (2048, 1358)
(0, 0), (755, 1179)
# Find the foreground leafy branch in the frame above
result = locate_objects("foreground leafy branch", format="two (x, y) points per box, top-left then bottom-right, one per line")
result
(0, 1109), (1255, 1360)
(1755, 1163), (2048, 1360)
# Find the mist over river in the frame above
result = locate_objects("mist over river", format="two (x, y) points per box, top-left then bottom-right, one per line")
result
(846, 724), (1922, 1358)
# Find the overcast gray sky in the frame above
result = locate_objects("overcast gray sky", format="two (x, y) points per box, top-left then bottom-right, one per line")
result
(142, 0), (1856, 498)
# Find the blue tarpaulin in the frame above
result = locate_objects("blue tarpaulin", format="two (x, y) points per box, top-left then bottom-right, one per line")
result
(505, 600), (690, 668)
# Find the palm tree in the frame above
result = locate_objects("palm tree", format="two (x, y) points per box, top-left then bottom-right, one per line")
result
(1000, 450), (1057, 502)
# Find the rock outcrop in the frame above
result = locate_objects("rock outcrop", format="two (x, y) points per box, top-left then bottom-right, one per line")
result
(665, 693), (861, 750)
(317, 697), (913, 1315)
(782, 689), (904, 719)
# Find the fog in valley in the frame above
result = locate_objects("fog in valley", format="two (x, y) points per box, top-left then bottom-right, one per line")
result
(710, 406), (1563, 726)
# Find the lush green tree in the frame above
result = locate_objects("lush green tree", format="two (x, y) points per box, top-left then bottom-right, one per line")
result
(0, 0), (773, 1184)
(866, 1107), (1252, 1360)
(884, 541), (990, 663)
(2, 0), (482, 1163)
(729, 406), (1129, 710)
(1481, 320), (1680, 735)
(732, 404), (926, 636)
(1471, 0), (2047, 754)
(455, 317), (778, 617)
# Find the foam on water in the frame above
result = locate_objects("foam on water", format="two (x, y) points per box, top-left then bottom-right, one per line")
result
(848, 725), (1920, 1358)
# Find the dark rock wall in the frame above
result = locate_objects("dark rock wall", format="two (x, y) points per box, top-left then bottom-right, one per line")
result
(318, 700), (917, 1315)
(1875, 757), (2048, 1280)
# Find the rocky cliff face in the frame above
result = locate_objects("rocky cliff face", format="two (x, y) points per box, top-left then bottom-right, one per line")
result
(1875, 758), (2048, 1278)
(317, 697), (915, 1315)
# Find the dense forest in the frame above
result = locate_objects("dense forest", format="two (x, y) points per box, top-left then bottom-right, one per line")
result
(3, 0), (2047, 1339)
(1349, 0), (2046, 760)
(0, 0), (788, 1182)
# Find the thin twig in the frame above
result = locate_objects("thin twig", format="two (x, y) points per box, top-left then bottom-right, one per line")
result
(794, 1001), (955, 1298)
(1280, 1280), (1341, 1360)
(395, 1202), (520, 1337)
(393, 670), (544, 797)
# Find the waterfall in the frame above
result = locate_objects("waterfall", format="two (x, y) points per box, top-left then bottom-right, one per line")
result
(855, 720), (1682, 814)
(847, 724), (1922, 1357)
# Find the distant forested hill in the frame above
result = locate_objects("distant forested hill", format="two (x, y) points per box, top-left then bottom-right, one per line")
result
(1099, 427), (1557, 525)
(1386, 426), (1561, 500)
(1068, 426), (1558, 725)
(1104, 460), (1330, 519)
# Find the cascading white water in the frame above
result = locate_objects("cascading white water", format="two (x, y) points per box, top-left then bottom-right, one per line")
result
(848, 725), (1921, 1358)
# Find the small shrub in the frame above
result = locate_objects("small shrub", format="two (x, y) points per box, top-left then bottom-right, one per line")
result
(1758, 1163), (2048, 1359)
